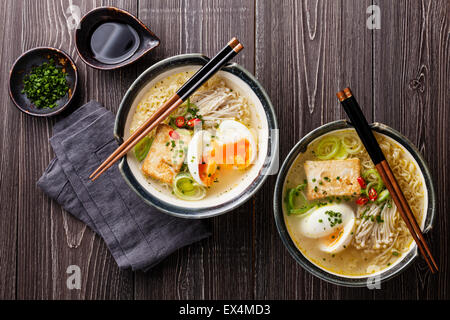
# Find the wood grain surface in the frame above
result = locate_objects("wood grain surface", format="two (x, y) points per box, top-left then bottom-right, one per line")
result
(0, 0), (448, 300)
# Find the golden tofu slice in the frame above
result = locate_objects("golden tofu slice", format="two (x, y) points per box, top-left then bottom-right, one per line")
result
(304, 159), (361, 200)
(142, 124), (191, 184)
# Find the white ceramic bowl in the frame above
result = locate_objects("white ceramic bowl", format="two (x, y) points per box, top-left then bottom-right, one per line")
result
(115, 54), (278, 218)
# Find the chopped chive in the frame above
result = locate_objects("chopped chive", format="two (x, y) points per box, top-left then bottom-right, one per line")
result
(21, 58), (69, 109)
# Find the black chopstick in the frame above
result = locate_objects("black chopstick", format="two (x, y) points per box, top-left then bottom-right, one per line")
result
(177, 38), (242, 101)
(337, 88), (438, 273)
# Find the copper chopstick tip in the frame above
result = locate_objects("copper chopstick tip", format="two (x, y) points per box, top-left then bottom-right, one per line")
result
(233, 43), (244, 53)
(343, 87), (353, 98)
(228, 37), (240, 48)
(336, 91), (346, 102)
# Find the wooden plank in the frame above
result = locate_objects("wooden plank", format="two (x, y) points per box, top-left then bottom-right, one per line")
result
(15, 0), (136, 299)
(0, 0), (23, 300)
(254, 0), (374, 299)
(372, 0), (450, 299)
(1, 0), (447, 300)
(134, 0), (255, 299)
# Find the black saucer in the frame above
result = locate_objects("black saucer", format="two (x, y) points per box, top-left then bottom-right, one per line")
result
(9, 47), (79, 117)
(75, 6), (160, 70)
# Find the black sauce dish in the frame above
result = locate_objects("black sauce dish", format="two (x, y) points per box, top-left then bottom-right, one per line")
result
(9, 47), (78, 117)
(75, 6), (160, 70)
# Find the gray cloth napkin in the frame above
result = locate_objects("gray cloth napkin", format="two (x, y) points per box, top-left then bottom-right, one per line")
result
(37, 101), (211, 271)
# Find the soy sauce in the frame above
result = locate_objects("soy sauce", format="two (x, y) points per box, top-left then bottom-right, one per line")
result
(90, 22), (140, 65)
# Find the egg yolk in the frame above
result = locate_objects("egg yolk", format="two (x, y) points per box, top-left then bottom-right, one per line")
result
(323, 228), (344, 247)
(198, 138), (252, 186)
(212, 138), (251, 169)
(198, 155), (217, 186)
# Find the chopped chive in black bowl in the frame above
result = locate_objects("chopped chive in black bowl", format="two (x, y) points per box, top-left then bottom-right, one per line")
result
(22, 58), (69, 109)
(9, 47), (78, 117)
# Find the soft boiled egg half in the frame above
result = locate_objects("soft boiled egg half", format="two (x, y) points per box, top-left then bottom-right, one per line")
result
(187, 120), (258, 187)
(297, 203), (355, 254)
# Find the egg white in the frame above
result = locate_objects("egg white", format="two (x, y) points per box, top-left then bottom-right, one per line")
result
(216, 120), (257, 165)
(297, 203), (355, 254)
(187, 130), (212, 186)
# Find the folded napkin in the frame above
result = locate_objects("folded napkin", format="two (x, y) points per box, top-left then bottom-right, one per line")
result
(38, 101), (211, 271)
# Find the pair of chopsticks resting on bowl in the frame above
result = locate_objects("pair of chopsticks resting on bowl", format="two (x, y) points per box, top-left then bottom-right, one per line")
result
(89, 37), (243, 181)
(337, 88), (438, 274)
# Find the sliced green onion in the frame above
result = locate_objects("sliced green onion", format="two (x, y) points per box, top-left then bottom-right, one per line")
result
(286, 188), (296, 211)
(290, 204), (315, 215)
(286, 183), (306, 210)
(22, 58), (69, 109)
(173, 172), (206, 200)
(341, 134), (363, 154)
(315, 136), (341, 160)
(285, 183), (315, 216)
(289, 191), (315, 216)
(178, 179), (194, 192)
(376, 189), (390, 204)
(334, 142), (349, 160)
(363, 169), (384, 193)
(134, 136), (153, 162)
(362, 169), (377, 179)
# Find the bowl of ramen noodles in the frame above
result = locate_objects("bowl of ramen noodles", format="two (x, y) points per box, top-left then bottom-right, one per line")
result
(273, 120), (436, 286)
(115, 54), (278, 218)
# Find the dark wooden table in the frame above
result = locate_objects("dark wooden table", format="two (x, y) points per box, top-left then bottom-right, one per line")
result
(0, 0), (448, 300)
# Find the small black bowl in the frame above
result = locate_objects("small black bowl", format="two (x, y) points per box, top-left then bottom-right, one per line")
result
(75, 6), (160, 70)
(9, 47), (78, 117)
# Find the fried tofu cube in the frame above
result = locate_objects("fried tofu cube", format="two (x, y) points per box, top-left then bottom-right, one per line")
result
(304, 159), (361, 200)
(142, 124), (191, 184)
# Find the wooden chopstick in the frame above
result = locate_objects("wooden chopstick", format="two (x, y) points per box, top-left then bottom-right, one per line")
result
(336, 88), (438, 273)
(89, 94), (183, 180)
(376, 161), (438, 272)
(89, 37), (244, 181)
(90, 96), (184, 181)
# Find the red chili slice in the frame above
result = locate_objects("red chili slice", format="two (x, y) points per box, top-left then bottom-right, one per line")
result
(357, 176), (367, 189)
(368, 188), (378, 201)
(187, 118), (201, 128)
(169, 130), (180, 140)
(175, 116), (185, 128)
(356, 196), (369, 206)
